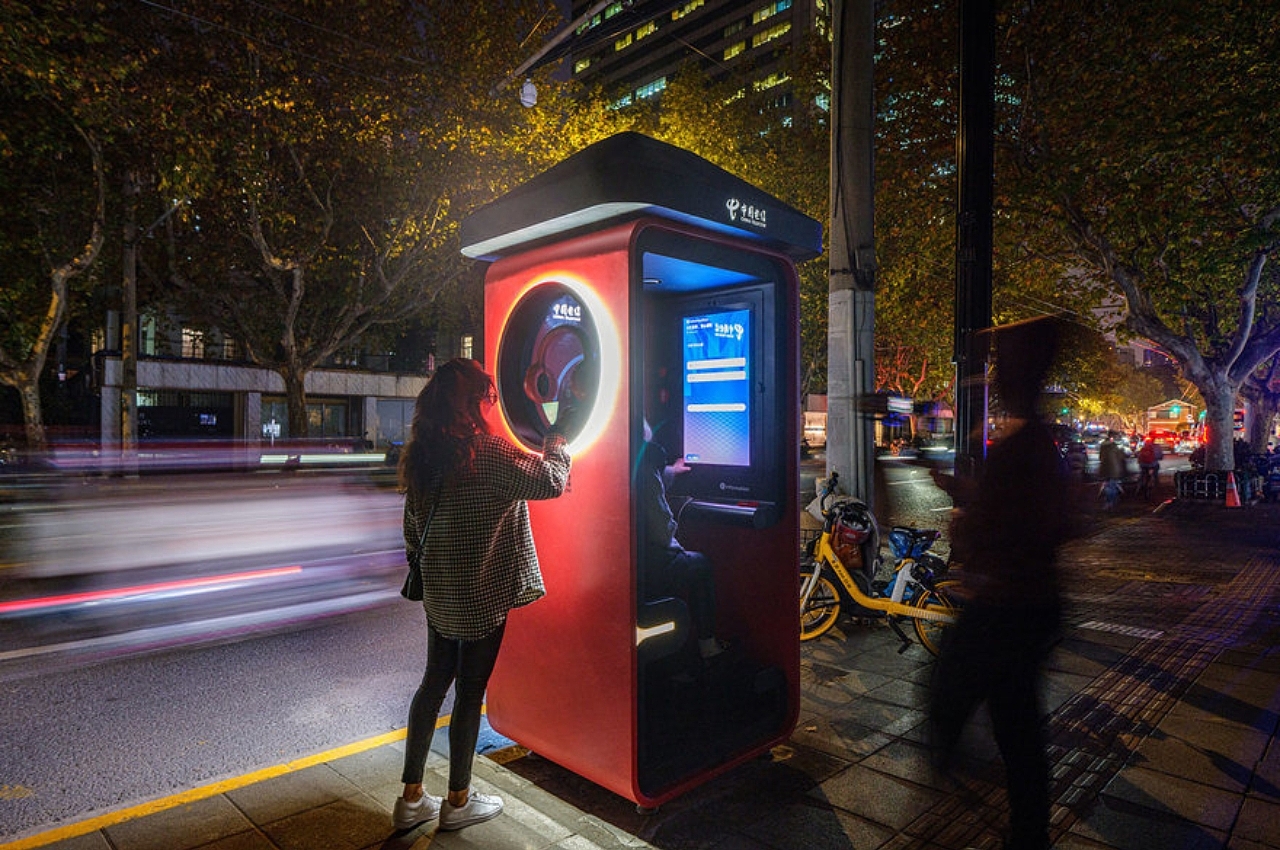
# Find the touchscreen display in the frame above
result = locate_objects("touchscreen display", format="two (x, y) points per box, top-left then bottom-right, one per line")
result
(682, 309), (751, 467)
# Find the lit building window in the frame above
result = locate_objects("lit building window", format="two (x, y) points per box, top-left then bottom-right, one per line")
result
(610, 93), (634, 109)
(181, 327), (205, 359)
(751, 21), (791, 48)
(574, 57), (592, 74)
(753, 72), (790, 92)
(141, 315), (157, 355)
(724, 20), (745, 37)
(576, 13), (602, 35)
(460, 334), (473, 360)
(724, 40), (745, 60)
(752, 0), (792, 25)
(615, 32), (633, 50)
(636, 77), (668, 100)
(636, 20), (657, 40)
(604, 1), (624, 18)
(672, 0), (704, 21)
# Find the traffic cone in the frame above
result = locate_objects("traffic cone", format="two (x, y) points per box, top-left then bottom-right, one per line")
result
(1225, 471), (1242, 508)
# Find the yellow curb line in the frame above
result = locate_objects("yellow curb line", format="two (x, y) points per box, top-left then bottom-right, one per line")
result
(1, 719), (454, 850)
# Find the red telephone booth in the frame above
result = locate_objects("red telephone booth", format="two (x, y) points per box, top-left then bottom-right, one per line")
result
(460, 133), (822, 808)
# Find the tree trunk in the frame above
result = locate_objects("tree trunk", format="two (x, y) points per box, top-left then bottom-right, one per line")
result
(1200, 381), (1239, 471)
(1240, 356), (1280, 453)
(7, 283), (65, 456)
(282, 365), (309, 438)
(18, 382), (46, 456)
(1243, 394), (1279, 452)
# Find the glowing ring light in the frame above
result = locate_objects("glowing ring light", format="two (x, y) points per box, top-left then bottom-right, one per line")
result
(495, 274), (621, 457)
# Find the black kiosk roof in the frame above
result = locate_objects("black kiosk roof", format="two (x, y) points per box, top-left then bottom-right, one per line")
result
(459, 132), (823, 262)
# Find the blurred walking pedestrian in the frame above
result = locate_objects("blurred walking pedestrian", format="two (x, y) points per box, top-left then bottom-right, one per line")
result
(929, 317), (1076, 850)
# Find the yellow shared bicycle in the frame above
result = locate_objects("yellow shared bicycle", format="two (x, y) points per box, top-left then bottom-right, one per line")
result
(799, 472), (960, 655)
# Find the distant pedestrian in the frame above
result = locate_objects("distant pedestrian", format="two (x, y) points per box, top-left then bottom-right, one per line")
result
(1098, 435), (1126, 508)
(1136, 438), (1162, 499)
(393, 359), (571, 833)
(929, 317), (1076, 850)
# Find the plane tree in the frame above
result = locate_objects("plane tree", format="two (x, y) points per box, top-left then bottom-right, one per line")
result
(868, 2), (962, 405)
(0, 4), (109, 452)
(1003, 0), (1280, 471)
(157, 0), (560, 437)
(1239, 355), (1280, 453)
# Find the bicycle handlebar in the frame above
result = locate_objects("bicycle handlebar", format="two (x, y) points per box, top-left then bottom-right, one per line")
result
(820, 471), (839, 513)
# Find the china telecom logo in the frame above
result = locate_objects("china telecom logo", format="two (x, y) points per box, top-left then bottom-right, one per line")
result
(551, 299), (583, 323)
(714, 321), (745, 342)
(726, 198), (768, 230)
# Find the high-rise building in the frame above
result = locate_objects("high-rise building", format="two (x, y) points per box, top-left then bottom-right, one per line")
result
(567, 0), (829, 111)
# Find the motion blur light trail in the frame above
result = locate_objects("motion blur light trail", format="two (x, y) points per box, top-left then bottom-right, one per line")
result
(0, 466), (406, 672)
(0, 565), (303, 615)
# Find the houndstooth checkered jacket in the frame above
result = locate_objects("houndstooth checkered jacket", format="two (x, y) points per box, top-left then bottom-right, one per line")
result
(404, 433), (570, 640)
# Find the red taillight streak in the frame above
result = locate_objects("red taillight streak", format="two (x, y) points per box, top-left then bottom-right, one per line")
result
(0, 565), (304, 615)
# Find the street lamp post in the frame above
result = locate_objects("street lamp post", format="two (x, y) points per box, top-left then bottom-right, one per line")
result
(953, 0), (995, 478)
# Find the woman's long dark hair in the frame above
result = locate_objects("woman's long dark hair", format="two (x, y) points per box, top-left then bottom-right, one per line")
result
(399, 359), (493, 498)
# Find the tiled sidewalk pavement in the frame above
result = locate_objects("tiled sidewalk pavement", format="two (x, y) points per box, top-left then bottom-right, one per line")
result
(19, 729), (659, 850)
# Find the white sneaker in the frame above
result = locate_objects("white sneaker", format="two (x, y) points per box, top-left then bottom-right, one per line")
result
(392, 793), (441, 830)
(439, 791), (503, 831)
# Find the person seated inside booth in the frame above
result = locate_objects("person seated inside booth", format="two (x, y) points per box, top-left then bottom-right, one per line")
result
(638, 420), (727, 663)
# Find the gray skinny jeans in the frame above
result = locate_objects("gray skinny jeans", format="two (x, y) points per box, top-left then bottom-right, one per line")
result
(401, 620), (506, 793)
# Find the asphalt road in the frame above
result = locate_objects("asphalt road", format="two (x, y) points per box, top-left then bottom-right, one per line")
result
(0, 599), (428, 839)
(875, 456), (956, 541)
(801, 452), (956, 554)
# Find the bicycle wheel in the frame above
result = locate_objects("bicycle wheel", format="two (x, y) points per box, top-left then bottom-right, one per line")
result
(912, 579), (961, 656)
(799, 563), (841, 641)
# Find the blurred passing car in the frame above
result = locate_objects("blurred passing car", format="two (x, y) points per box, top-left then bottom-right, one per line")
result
(0, 467), (406, 672)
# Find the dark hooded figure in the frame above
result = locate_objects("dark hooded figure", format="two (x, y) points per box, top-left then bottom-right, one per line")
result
(929, 316), (1074, 850)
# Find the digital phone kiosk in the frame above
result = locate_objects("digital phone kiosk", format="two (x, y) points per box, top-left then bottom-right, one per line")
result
(460, 133), (822, 808)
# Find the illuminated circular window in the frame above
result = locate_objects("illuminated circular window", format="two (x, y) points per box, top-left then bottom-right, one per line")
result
(497, 283), (600, 449)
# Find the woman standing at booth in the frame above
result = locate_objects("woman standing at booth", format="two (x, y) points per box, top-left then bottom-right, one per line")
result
(394, 358), (571, 833)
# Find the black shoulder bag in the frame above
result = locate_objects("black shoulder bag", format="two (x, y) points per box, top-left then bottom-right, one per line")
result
(400, 489), (440, 601)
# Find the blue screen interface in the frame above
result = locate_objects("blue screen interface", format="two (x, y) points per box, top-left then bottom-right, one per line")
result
(682, 309), (751, 467)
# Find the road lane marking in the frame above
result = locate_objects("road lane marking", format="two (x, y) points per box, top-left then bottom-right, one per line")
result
(0, 716), (457, 850)
(1078, 620), (1165, 640)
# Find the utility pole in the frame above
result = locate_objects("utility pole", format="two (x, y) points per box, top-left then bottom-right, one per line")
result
(953, 0), (995, 478)
(121, 173), (140, 476)
(826, 0), (877, 506)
